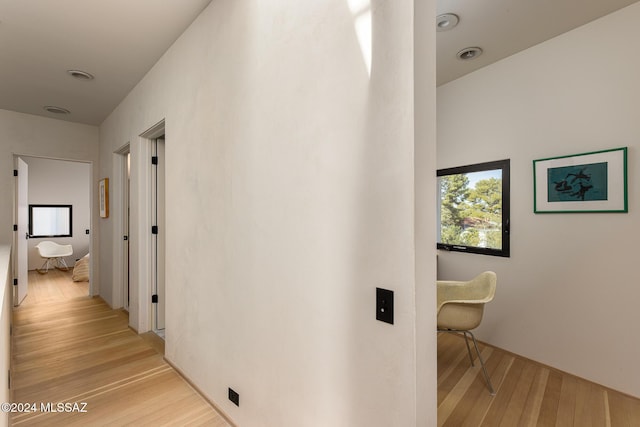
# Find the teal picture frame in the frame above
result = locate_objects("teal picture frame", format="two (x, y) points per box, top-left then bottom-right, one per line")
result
(533, 147), (628, 213)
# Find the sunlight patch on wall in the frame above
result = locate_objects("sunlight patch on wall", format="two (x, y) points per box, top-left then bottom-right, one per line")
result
(348, 0), (372, 76)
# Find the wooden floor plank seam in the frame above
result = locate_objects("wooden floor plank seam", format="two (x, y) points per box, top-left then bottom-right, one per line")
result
(500, 362), (538, 426)
(13, 307), (115, 323)
(438, 346), (494, 426)
(437, 342), (470, 387)
(12, 329), (133, 356)
(13, 328), (140, 352)
(11, 366), (175, 425)
(604, 390), (612, 427)
(519, 367), (549, 427)
(14, 310), (121, 327)
(14, 298), (113, 313)
(474, 354), (515, 427)
(65, 366), (175, 402)
(13, 330), (133, 357)
(13, 313), (125, 337)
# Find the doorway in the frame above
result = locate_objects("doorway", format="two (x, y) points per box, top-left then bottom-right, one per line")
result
(14, 157), (28, 305)
(124, 120), (167, 335)
(13, 155), (93, 305)
(115, 145), (131, 311)
(151, 136), (165, 335)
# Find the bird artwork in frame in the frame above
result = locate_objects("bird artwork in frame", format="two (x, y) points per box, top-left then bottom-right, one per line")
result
(533, 147), (627, 213)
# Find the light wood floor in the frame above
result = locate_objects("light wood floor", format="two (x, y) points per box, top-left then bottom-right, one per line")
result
(23, 269), (89, 304)
(11, 270), (230, 426)
(438, 332), (640, 426)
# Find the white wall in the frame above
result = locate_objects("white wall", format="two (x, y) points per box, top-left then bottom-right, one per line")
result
(0, 245), (11, 427)
(0, 109), (99, 291)
(437, 3), (640, 398)
(415, 0), (438, 421)
(23, 157), (91, 270)
(100, 0), (437, 425)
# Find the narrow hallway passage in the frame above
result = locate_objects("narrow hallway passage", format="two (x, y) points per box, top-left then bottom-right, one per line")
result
(11, 270), (229, 426)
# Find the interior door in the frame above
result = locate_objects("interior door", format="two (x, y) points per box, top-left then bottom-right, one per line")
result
(124, 152), (131, 310)
(16, 157), (29, 305)
(152, 138), (165, 331)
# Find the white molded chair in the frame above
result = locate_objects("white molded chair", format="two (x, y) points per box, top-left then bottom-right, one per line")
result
(437, 271), (497, 395)
(35, 241), (73, 274)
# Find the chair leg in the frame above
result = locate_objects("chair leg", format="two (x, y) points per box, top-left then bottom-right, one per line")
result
(461, 331), (475, 367)
(55, 257), (70, 271)
(467, 330), (495, 395)
(37, 259), (51, 274)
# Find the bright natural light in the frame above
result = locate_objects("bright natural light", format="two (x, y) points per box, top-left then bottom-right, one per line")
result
(30, 205), (71, 237)
(348, 0), (372, 76)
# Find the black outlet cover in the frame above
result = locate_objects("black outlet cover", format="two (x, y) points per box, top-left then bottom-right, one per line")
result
(228, 387), (240, 406)
(376, 287), (394, 325)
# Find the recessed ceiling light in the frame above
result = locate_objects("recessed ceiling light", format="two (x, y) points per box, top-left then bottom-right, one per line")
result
(457, 47), (483, 60)
(437, 14), (459, 32)
(67, 70), (94, 80)
(43, 106), (70, 115)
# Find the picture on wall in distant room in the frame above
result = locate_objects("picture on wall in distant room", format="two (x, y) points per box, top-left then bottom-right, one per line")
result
(533, 147), (627, 213)
(99, 178), (109, 218)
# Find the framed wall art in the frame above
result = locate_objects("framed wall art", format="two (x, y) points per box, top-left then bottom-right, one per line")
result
(99, 178), (109, 218)
(533, 147), (627, 213)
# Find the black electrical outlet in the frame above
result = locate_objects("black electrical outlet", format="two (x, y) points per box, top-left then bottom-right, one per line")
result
(85, 229), (90, 234)
(376, 287), (394, 325)
(228, 387), (239, 406)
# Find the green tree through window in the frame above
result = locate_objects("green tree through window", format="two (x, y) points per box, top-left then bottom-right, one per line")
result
(437, 160), (510, 257)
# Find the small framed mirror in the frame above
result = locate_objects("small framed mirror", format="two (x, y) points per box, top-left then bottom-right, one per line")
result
(29, 204), (73, 238)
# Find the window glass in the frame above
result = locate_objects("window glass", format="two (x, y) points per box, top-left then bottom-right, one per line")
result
(29, 205), (72, 238)
(437, 160), (510, 257)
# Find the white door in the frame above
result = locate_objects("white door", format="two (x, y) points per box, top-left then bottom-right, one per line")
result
(123, 152), (131, 310)
(152, 138), (165, 331)
(16, 157), (29, 305)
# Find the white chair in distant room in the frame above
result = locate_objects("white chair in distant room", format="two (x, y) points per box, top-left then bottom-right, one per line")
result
(35, 241), (73, 274)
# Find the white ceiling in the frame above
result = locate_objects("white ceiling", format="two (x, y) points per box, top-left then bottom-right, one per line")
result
(437, 0), (640, 86)
(0, 0), (212, 125)
(1, 1), (638, 125)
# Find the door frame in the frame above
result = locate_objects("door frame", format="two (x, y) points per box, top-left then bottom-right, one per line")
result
(151, 136), (165, 332)
(14, 157), (28, 306)
(120, 119), (165, 333)
(12, 154), (95, 300)
(112, 144), (130, 311)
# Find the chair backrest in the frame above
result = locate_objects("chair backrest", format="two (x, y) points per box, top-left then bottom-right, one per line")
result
(462, 271), (496, 303)
(35, 241), (73, 258)
(437, 271), (496, 331)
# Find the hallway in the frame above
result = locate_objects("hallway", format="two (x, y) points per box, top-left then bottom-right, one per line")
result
(11, 270), (229, 426)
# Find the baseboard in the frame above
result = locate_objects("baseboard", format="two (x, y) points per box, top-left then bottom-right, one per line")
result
(163, 357), (237, 427)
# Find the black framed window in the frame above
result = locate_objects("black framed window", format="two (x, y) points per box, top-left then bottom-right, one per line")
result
(437, 159), (510, 257)
(28, 204), (73, 238)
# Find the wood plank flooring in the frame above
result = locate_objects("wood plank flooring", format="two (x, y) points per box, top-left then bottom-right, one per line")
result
(17, 270), (640, 425)
(438, 332), (640, 426)
(23, 269), (89, 304)
(11, 270), (230, 426)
